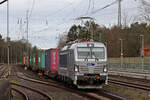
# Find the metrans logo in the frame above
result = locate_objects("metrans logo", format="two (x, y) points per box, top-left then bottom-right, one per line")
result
(87, 63), (95, 66)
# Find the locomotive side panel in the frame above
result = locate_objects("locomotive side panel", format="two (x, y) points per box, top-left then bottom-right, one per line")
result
(58, 51), (68, 77)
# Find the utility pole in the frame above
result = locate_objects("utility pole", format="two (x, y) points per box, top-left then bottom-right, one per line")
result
(120, 38), (123, 69)
(140, 34), (144, 72)
(7, 0), (9, 66)
(26, 10), (29, 56)
(118, 0), (121, 27)
(16, 46), (17, 64)
(18, 18), (23, 39)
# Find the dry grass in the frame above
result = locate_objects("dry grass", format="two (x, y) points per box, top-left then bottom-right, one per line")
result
(103, 84), (150, 100)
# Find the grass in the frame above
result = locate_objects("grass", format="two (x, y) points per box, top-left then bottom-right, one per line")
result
(11, 80), (21, 84)
(48, 91), (76, 100)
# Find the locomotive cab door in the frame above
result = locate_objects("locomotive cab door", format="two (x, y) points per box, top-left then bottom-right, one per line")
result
(67, 50), (75, 80)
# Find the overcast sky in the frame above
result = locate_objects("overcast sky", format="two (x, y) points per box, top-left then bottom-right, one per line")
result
(0, 0), (142, 49)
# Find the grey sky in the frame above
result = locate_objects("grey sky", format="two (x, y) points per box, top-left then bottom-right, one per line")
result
(0, 0), (141, 49)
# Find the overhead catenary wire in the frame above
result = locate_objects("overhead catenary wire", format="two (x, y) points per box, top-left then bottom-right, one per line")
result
(55, 0), (88, 25)
(24, 0), (123, 47)
(46, 0), (86, 19)
(90, 0), (119, 15)
(0, 0), (7, 5)
(92, 0), (95, 13)
(23, 0), (79, 44)
(45, 1), (75, 18)
(23, 0), (85, 34)
(86, 0), (92, 15)
(28, 0), (35, 19)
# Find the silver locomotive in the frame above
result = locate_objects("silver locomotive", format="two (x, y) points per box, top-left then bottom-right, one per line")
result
(58, 41), (108, 89)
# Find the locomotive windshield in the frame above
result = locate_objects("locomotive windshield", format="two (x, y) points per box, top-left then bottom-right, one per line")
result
(77, 47), (105, 59)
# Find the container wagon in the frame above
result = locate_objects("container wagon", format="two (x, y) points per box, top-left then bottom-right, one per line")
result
(38, 51), (45, 71)
(32, 53), (36, 70)
(35, 53), (38, 71)
(29, 54), (33, 69)
(44, 48), (59, 78)
(26, 56), (30, 68)
(23, 56), (25, 65)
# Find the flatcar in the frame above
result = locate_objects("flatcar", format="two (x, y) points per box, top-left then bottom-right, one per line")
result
(58, 41), (108, 89)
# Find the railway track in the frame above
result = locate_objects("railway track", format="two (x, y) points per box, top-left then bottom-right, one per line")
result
(19, 72), (128, 100)
(12, 87), (29, 100)
(9, 65), (53, 100)
(109, 78), (150, 91)
(0, 64), (3, 66)
(16, 67), (127, 100)
(11, 83), (53, 100)
(0, 64), (6, 71)
(0, 65), (9, 78)
(16, 72), (101, 100)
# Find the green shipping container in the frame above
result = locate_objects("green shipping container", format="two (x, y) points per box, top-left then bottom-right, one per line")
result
(38, 51), (45, 69)
(29, 55), (32, 67)
(30, 54), (34, 67)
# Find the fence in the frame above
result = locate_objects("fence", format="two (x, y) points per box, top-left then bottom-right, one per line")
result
(108, 57), (150, 73)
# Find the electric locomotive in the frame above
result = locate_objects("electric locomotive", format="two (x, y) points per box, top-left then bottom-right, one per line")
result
(58, 41), (108, 89)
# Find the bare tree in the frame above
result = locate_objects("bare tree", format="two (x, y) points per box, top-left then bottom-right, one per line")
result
(140, 0), (150, 23)
(122, 13), (137, 27)
(57, 33), (67, 48)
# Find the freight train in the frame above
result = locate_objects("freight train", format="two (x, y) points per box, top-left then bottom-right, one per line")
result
(23, 41), (108, 89)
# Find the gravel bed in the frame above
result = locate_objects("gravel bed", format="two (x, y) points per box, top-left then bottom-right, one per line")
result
(11, 89), (25, 100)
(12, 84), (49, 100)
(104, 75), (150, 100)
(109, 75), (150, 86)
(11, 65), (86, 100)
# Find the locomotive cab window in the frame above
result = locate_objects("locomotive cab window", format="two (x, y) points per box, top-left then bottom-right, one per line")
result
(60, 54), (68, 67)
(77, 47), (105, 59)
(92, 47), (105, 59)
(77, 47), (91, 59)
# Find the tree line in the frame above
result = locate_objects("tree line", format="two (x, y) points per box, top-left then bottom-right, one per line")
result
(0, 35), (38, 63)
(57, 22), (150, 57)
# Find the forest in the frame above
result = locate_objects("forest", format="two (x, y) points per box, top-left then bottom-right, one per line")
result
(0, 35), (38, 63)
(57, 22), (150, 57)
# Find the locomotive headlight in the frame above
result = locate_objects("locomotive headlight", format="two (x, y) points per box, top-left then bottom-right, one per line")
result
(74, 65), (79, 72)
(103, 67), (107, 72)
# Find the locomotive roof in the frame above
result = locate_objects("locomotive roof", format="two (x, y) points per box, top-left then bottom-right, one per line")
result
(61, 42), (105, 51)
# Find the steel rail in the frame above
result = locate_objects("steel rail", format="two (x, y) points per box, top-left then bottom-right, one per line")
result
(12, 87), (29, 100)
(109, 79), (150, 91)
(0, 66), (9, 78)
(17, 73), (100, 100)
(15, 65), (128, 100)
(17, 71), (126, 100)
(11, 83), (53, 100)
